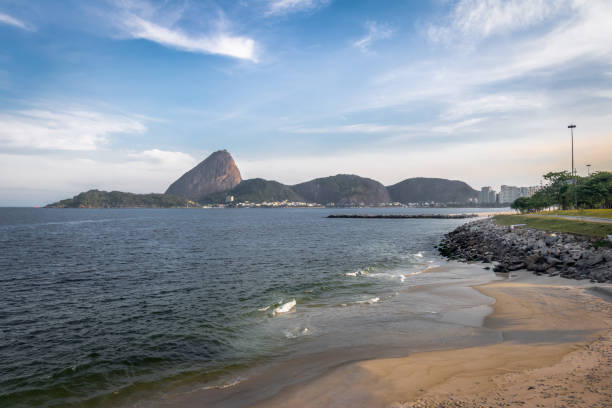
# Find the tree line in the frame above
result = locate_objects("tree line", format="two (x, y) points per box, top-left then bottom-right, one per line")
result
(511, 171), (612, 213)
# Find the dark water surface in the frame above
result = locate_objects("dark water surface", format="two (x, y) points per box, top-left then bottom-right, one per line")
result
(0, 207), (504, 407)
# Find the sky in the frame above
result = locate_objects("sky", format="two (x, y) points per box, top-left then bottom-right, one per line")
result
(0, 0), (611, 206)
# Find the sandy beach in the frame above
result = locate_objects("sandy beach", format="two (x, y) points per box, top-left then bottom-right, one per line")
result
(256, 271), (612, 408)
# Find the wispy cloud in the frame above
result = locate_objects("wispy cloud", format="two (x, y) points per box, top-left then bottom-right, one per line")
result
(286, 118), (483, 135)
(428, 0), (567, 42)
(266, 0), (330, 16)
(128, 149), (196, 169)
(353, 21), (393, 53)
(0, 12), (33, 31)
(113, 1), (257, 61)
(355, 1), (612, 113)
(122, 15), (257, 61)
(441, 94), (546, 120)
(431, 117), (484, 133)
(0, 108), (146, 151)
(287, 123), (412, 134)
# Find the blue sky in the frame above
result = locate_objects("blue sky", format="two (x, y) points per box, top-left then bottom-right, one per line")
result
(1, 0), (611, 205)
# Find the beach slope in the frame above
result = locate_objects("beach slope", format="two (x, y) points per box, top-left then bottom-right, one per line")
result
(257, 272), (612, 407)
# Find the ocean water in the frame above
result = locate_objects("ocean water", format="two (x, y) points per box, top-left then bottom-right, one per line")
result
(0, 207), (505, 407)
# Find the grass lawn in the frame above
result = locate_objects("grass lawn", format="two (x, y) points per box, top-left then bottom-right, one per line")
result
(534, 209), (612, 219)
(493, 214), (612, 238)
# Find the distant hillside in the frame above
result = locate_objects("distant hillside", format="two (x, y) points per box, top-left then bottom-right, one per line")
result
(45, 190), (194, 208)
(387, 177), (478, 204)
(205, 178), (304, 203)
(166, 150), (242, 202)
(293, 174), (390, 206)
(48, 150), (484, 208)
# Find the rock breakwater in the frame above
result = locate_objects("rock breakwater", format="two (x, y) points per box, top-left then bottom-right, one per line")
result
(438, 218), (612, 282)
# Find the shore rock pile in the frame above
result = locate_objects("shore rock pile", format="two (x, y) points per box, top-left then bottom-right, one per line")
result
(438, 218), (612, 282)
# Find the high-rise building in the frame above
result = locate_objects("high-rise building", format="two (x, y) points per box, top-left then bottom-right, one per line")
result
(479, 186), (495, 204)
(499, 185), (540, 203)
(479, 187), (489, 203)
(489, 190), (497, 204)
(520, 186), (539, 198)
(499, 185), (521, 203)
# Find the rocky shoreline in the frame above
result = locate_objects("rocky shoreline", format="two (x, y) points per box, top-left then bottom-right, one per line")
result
(437, 218), (612, 282)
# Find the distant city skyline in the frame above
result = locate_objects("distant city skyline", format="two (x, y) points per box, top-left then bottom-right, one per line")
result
(1, 0), (611, 206)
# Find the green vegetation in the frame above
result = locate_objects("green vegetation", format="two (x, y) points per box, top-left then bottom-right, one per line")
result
(204, 178), (304, 204)
(511, 171), (612, 213)
(46, 190), (196, 208)
(292, 174), (389, 206)
(387, 177), (478, 204)
(493, 214), (612, 238)
(534, 209), (612, 219)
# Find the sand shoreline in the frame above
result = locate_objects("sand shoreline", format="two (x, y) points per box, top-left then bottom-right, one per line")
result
(139, 266), (612, 407)
(254, 270), (612, 407)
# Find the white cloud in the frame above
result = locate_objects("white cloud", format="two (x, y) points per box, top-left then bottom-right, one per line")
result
(266, 0), (330, 16)
(124, 15), (257, 62)
(0, 149), (199, 205)
(431, 117), (484, 133)
(128, 149), (197, 169)
(287, 123), (412, 134)
(0, 12), (32, 31)
(286, 117), (486, 136)
(353, 1), (612, 114)
(424, 0), (612, 81)
(110, 1), (257, 61)
(442, 94), (546, 120)
(428, 0), (567, 42)
(353, 21), (393, 53)
(0, 108), (146, 151)
(121, 14), (257, 61)
(495, 2), (612, 78)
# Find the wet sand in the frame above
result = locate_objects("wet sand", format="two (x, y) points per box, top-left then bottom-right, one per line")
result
(256, 271), (612, 407)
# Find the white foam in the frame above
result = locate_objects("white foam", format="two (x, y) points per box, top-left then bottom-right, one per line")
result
(346, 268), (370, 277)
(414, 252), (424, 258)
(284, 327), (311, 338)
(273, 299), (296, 315)
(357, 297), (380, 305)
(257, 305), (270, 312)
(202, 377), (245, 390)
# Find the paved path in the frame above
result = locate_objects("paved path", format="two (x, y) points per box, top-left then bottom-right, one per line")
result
(529, 214), (612, 224)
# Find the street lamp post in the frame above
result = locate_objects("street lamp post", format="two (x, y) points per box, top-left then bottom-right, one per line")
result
(568, 124), (577, 208)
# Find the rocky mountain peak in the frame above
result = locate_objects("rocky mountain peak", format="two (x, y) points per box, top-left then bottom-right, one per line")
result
(165, 150), (242, 202)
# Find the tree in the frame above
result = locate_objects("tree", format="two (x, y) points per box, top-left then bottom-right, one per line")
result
(542, 171), (572, 209)
(511, 196), (531, 213)
(576, 171), (612, 208)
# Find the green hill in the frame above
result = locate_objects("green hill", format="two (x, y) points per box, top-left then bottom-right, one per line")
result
(205, 178), (304, 203)
(293, 174), (390, 206)
(45, 190), (195, 208)
(387, 177), (478, 204)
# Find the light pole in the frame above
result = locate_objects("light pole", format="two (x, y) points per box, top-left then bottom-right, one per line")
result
(568, 124), (577, 208)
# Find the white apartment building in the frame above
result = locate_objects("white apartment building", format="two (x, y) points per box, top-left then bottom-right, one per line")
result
(499, 185), (541, 203)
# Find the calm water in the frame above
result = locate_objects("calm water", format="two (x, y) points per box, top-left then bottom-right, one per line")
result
(0, 207), (505, 407)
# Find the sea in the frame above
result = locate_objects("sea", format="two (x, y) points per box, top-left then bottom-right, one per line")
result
(0, 207), (508, 408)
